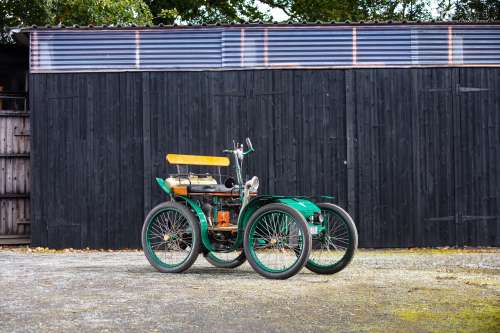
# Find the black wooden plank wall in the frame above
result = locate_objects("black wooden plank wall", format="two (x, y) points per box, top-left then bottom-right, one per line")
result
(30, 68), (500, 248)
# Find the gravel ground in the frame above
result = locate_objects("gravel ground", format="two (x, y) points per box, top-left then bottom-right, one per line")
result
(0, 248), (499, 333)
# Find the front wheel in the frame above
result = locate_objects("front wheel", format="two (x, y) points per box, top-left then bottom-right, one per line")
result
(142, 201), (201, 273)
(306, 203), (358, 274)
(244, 203), (311, 279)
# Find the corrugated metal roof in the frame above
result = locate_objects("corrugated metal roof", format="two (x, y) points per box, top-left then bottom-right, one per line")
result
(25, 23), (500, 72)
(140, 29), (222, 69)
(16, 20), (500, 31)
(31, 31), (137, 70)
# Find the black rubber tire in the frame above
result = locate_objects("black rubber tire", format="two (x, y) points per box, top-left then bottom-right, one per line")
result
(141, 201), (201, 273)
(203, 250), (246, 269)
(244, 203), (312, 280)
(305, 203), (358, 275)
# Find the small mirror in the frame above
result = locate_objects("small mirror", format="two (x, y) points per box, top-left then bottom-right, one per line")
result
(245, 137), (253, 150)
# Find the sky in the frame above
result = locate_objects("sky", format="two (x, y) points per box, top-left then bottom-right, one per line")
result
(256, 1), (289, 22)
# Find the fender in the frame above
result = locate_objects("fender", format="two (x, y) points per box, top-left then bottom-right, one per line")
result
(175, 195), (216, 253)
(155, 177), (172, 196)
(155, 178), (216, 252)
(234, 195), (321, 248)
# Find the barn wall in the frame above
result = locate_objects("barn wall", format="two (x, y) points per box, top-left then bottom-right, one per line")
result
(30, 68), (500, 248)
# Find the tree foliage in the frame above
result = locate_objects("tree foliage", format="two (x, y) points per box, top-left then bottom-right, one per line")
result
(1, 0), (498, 35)
(0, 0), (50, 28)
(145, 0), (270, 24)
(453, 0), (499, 20)
(259, 1), (433, 22)
(1, 0), (153, 28)
(50, 0), (153, 26)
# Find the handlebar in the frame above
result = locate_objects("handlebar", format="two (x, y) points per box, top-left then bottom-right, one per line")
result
(222, 138), (255, 156)
(242, 147), (255, 156)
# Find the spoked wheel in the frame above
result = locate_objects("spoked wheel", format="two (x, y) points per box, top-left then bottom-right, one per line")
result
(142, 202), (201, 273)
(203, 250), (246, 269)
(306, 203), (358, 274)
(244, 203), (311, 279)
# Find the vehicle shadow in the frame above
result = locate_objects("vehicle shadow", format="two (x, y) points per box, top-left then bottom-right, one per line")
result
(127, 266), (256, 278)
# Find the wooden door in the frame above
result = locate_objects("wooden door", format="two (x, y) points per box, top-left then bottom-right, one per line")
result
(0, 92), (30, 245)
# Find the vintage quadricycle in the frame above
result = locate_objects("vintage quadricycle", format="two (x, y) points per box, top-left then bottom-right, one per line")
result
(141, 138), (358, 279)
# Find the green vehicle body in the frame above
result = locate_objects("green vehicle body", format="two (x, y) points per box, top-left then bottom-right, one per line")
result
(155, 177), (323, 253)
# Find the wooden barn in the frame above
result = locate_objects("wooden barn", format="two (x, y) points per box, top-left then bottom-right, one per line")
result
(2, 22), (499, 248)
(0, 43), (29, 245)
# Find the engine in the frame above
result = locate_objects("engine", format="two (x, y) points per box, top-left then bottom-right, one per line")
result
(200, 195), (240, 251)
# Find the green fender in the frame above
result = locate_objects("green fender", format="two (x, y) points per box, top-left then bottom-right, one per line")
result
(155, 177), (216, 252)
(234, 195), (321, 248)
(155, 177), (172, 195)
(175, 196), (216, 252)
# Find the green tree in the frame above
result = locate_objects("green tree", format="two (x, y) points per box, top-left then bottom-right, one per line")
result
(50, 0), (153, 26)
(146, 0), (270, 24)
(453, 0), (499, 20)
(0, 0), (50, 27)
(260, 0), (432, 22)
(1, 0), (50, 42)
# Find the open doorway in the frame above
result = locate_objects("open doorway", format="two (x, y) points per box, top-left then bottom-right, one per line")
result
(0, 44), (30, 245)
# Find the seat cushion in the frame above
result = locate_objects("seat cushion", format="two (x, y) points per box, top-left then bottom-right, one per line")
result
(165, 175), (217, 187)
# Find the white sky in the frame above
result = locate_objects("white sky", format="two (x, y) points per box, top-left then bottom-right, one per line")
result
(256, 1), (289, 22)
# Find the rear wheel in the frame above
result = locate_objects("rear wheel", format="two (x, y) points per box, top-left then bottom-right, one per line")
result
(244, 203), (311, 279)
(142, 201), (201, 273)
(203, 250), (246, 269)
(306, 203), (358, 274)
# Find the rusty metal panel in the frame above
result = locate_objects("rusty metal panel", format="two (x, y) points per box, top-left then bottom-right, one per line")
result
(31, 30), (137, 72)
(222, 26), (353, 67)
(140, 29), (223, 69)
(29, 25), (500, 72)
(452, 26), (500, 65)
(356, 26), (451, 65)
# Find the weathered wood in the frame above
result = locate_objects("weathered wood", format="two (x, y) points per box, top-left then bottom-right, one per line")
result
(0, 91), (30, 245)
(0, 153), (29, 157)
(0, 234), (30, 245)
(29, 68), (500, 249)
(0, 193), (29, 198)
(0, 111), (30, 117)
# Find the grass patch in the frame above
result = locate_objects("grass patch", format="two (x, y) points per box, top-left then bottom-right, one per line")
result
(396, 297), (500, 333)
(360, 247), (500, 255)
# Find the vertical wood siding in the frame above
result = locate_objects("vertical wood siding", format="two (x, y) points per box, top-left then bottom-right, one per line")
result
(0, 114), (30, 243)
(30, 68), (500, 248)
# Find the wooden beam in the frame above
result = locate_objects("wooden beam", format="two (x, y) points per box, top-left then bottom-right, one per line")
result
(0, 235), (31, 245)
(0, 111), (30, 117)
(0, 193), (30, 199)
(0, 153), (30, 158)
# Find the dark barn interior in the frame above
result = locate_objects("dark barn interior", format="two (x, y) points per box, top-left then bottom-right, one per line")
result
(29, 67), (500, 248)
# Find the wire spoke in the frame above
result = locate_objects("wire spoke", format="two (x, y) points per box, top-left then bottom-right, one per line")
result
(146, 208), (194, 267)
(250, 210), (304, 272)
(309, 208), (353, 267)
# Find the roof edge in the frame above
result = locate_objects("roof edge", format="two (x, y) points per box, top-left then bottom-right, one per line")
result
(10, 20), (500, 32)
